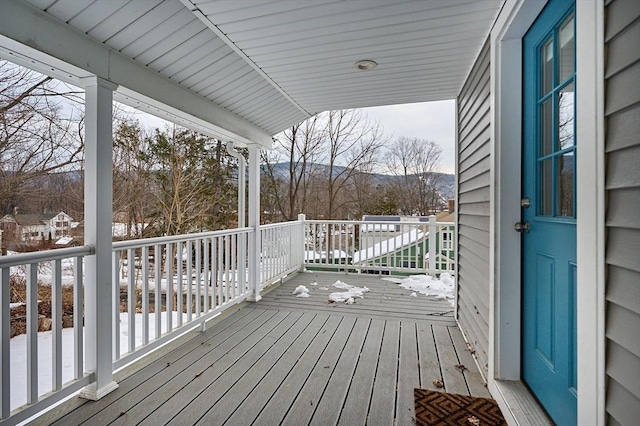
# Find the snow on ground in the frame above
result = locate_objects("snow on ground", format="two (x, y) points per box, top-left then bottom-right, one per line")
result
(9, 312), (187, 411)
(328, 280), (370, 304)
(292, 285), (311, 298)
(383, 273), (456, 305)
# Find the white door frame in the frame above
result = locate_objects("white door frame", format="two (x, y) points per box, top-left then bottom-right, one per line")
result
(488, 0), (605, 423)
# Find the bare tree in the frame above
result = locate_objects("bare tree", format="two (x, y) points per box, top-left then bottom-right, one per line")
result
(385, 137), (442, 215)
(320, 110), (386, 219)
(262, 116), (324, 221)
(0, 60), (84, 216)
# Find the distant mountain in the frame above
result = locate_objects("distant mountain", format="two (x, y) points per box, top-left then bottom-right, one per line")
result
(261, 162), (455, 199)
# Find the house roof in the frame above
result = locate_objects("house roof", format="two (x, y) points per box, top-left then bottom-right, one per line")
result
(353, 228), (425, 263)
(1, 0), (503, 145)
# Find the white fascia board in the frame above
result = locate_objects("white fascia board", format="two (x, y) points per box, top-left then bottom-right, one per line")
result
(0, 0), (272, 148)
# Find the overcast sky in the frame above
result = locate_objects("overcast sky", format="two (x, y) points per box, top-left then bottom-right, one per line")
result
(362, 100), (456, 174)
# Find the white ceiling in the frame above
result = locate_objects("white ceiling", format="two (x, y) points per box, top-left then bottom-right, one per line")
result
(7, 0), (502, 143)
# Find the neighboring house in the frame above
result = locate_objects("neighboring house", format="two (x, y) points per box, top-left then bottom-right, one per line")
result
(0, 211), (74, 242)
(353, 212), (455, 272)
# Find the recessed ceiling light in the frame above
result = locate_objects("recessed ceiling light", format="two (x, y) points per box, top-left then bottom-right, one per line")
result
(354, 60), (377, 71)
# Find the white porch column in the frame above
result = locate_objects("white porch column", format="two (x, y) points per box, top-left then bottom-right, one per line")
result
(80, 77), (119, 400)
(247, 145), (262, 302)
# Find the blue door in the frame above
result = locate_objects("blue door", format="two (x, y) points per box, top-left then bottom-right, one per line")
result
(522, 0), (576, 424)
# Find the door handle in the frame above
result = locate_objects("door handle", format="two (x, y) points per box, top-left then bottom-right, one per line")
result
(515, 222), (530, 233)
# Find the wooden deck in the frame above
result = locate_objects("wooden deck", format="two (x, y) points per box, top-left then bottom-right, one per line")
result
(47, 272), (489, 426)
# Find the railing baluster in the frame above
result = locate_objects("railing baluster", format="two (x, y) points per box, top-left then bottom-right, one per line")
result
(127, 248), (135, 354)
(154, 244), (161, 339)
(186, 240), (192, 321)
(112, 251), (120, 360)
(176, 241), (183, 328)
(231, 234), (237, 299)
(1, 267), (10, 419)
(195, 240), (201, 316)
(205, 239), (211, 312)
(225, 235), (231, 302)
(52, 259), (62, 391)
(74, 256), (83, 380)
(211, 237), (217, 309)
(142, 246), (149, 345)
(217, 236), (224, 303)
(166, 243), (173, 333)
(27, 263), (38, 403)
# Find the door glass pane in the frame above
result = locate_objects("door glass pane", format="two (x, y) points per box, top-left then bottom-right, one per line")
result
(556, 152), (575, 217)
(541, 38), (554, 96)
(541, 98), (554, 155)
(559, 15), (575, 83)
(539, 159), (553, 215)
(559, 83), (575, 149)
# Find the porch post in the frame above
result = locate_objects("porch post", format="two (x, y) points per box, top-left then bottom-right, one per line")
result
(80, 77), (119, 400)
(428, 215), (437, 276)
(298, 214), (306, 271)
(247, 145), (262, 302)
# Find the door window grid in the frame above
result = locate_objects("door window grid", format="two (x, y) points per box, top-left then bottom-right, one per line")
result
(536, 13), (576, 218)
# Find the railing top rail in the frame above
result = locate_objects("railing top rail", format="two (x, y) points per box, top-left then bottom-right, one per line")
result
(260, 220), (300, 230)
(304, 219), (455, 226)
(0, 245), (94, 268)
(113, 227), (253, 250)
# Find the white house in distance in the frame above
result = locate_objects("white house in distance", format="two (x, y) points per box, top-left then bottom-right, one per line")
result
(0, 211), (74, 242)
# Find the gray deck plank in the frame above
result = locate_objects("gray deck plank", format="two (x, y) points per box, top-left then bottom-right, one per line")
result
(302, 317), (370, 426)
(417, 322), (444, 391)
(106, 310), (288, 426)
(184, 311), (316, 425)
(222, 314), (337, 426)
(144, 310), (309, 426)
(433, 325), (469, 395)
(449, 326), (492, 398)
(198, 313), (325, 425)
(281, 317), (364, 426)
(50, 272), (489, 426)
(253, 316), (357, 426)
(397, 322), (421, 426)
(368, 321), (400, 426)
(337, 319), (385, 426)
(51, 307), (263, 426)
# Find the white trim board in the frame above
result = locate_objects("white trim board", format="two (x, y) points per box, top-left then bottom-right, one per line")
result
(488, 0), (605, 424)
(0, 0), (272, 147)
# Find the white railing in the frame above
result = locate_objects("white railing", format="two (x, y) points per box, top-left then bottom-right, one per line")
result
(303, 217), (455, 275)
(260, 218), (305, 287)
(0, 246), (94, 424)
(111, 227), (252, 368)
(1, 216), (455, 424)
(0, 227), (254, 424)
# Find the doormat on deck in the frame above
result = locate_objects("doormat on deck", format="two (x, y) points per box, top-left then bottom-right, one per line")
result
(414, 388), (507, 425)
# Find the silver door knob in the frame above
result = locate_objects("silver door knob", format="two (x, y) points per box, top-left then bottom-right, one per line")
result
(515, 222), (530, 233)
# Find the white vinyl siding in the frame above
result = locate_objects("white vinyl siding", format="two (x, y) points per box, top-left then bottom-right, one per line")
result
(456, 39), (491, 376)
(604, 0), (640, 424)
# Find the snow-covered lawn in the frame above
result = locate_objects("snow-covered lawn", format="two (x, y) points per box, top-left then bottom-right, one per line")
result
(383, 273), (455, 305)
(9, 312), (186, 411)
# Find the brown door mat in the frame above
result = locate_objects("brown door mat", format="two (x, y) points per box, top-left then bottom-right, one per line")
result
(414, 388), (507, 425)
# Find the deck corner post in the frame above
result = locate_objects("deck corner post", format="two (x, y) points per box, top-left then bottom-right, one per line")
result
(298, 214), (306, 271)
(247, 145), (262, 302)
(80, 76), (119, 400)
(428, 215), (437, 276)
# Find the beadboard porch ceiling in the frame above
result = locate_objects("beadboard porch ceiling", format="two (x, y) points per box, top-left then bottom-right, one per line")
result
(3, 0), (501, 144)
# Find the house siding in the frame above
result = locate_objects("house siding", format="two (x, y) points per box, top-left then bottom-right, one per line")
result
(604, 0), (640, 424)
(456, 39), (491, 376)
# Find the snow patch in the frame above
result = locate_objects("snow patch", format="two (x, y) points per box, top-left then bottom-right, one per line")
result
(384, 273), (455, 305)
(292, 285), (310, 298)
(328, 280), (369, 304)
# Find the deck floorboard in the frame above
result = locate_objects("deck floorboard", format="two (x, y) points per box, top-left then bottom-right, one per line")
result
(45, 272), (488, 426)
